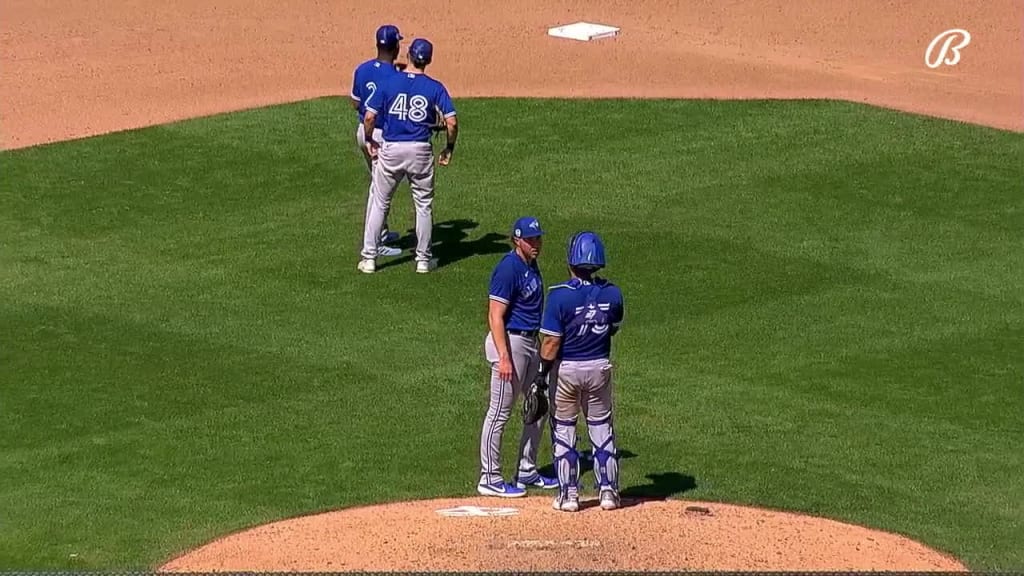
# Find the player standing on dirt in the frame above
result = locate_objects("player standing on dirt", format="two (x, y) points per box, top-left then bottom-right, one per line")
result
(350, 24), (404, 256)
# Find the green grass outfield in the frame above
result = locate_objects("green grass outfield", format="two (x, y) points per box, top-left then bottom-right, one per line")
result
(1, 98), (1022, 570)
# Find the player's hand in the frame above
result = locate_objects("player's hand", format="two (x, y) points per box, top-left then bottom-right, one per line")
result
(438, 148), (452, 166)
(366, 141), (379, 161)
(497, 355), (513, 384)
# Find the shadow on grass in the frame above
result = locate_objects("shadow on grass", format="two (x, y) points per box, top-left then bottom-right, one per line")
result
(538, 447), (698, 509)
(376, 218), (508, 270)
(576, 471), (698, 511)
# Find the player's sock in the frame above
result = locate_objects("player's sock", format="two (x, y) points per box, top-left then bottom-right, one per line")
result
(551, 416), (579, 494)
(587, 414), (619, 492)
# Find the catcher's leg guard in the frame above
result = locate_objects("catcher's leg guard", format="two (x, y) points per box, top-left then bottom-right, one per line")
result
(587, 414), (619, 492)
(551, 415), (580, 496)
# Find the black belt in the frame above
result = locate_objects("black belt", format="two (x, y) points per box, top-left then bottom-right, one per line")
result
(508, 329), (538, 338)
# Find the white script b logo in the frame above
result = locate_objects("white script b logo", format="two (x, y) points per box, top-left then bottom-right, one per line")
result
(925, 28), (971, 69)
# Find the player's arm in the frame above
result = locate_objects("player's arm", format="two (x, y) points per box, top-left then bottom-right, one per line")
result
(488, 299), (512, 359)
(488, 266), (515, 382)
(363, 82), (386, 143)
(363, 110), (378, 142)
(537, 290), (565, 387)
(437, 87), (458, 165)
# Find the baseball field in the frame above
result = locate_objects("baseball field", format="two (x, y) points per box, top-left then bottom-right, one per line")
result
(2, 0), (1022, 572)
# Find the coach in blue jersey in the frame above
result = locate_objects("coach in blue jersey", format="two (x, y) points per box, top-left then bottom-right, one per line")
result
(477, 216), (558, 497)
(536, 231), (625, 512)
(350, 24), (405, 255)
(357, 38), (458, 274)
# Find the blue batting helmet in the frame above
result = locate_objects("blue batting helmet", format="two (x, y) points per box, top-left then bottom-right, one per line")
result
(567, 231), (606, 270)
(409, 38), (433, 65)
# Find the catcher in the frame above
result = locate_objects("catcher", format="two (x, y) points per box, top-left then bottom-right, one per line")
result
(526, 231), (625, 512)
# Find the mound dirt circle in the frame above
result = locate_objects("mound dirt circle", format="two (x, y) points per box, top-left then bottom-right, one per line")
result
(158, 496), (967, 572)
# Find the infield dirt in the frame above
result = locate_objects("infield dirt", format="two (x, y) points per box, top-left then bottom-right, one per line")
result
(3, 0), (1016, 570)
(2, 0), (1021, 151)
(156, 496), (968, 571)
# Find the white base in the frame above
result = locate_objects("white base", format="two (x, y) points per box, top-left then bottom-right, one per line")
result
(547, 21), (620, 42)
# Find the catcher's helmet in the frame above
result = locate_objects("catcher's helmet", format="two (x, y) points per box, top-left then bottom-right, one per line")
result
(567, 231), (606, 270)
(409, 38), (433, 65)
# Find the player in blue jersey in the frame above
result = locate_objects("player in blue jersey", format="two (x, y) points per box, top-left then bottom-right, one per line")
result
(357, 37), (458, 274)
(349, 24), (405, 256)
(536, 231), (625, 512)
(477, 216), (558, 498)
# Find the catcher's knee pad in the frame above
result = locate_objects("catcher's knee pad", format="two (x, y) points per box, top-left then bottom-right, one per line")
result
(587, 414), (619, 491)
(551, 416), (580, 488)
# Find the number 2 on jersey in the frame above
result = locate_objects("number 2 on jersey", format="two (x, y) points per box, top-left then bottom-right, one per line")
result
(388, 93), (430, 122)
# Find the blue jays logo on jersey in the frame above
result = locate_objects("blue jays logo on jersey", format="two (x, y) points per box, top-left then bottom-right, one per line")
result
(521, 273), (541, 300)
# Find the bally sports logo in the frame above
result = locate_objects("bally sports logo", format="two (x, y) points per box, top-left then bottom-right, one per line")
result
(925, 28), (971, 69)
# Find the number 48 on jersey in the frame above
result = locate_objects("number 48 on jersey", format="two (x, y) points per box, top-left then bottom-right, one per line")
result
(389, 93), (431, 122)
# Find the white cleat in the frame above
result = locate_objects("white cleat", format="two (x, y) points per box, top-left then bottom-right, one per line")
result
(552, 488), (580, 512)
(415, 259), (438, 274)
(477, 482), (527, 498)
(599, 489), (620, 511)
(357, 259), (376, 274)
(377, 246), (402, 257)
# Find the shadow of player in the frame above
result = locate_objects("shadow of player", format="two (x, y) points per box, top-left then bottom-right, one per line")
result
(619, 471), (698, 502)
(376, 218), (508, 271)
(573, 471), (698, 511)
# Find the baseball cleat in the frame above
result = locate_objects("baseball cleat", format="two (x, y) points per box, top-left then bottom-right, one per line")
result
(356, 259), (376, 274)
(376, 246), (402, 257)
(380, 231), (400, 244)
(599, 489), (620, 511)
(552, 489), (580, 512)
(515, 474), (559, 490)
(415, 259), (438, 274)
(477, 482), (527, 498)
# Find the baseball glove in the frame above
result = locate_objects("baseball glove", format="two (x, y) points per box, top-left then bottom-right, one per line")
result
(522, 379), (549, 425)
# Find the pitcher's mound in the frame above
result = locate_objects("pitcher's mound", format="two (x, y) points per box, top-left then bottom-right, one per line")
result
(158, 496), (966, 572)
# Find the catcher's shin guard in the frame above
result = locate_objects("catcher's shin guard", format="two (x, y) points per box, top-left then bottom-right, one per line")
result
(587, 414), (619, 491)
(551, 416), (580, 492)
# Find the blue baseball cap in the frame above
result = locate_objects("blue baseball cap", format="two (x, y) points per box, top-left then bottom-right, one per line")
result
(512, 216), (544, 239)
(376, 25), (403, 47)
(409, 38), (434, 62)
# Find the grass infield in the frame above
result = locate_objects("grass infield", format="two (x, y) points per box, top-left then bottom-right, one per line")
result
(1, 98), (1022, 569)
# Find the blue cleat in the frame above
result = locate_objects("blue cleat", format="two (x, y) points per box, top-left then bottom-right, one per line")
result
(477, 481), (527, 498)
(380, 230), (400, 244)
(515, 473), (559, 490)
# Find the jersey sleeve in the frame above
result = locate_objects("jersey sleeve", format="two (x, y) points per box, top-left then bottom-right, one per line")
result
(540, 289), (566, 337)
(488, 261), (516, 305)
(608, 285), (624, 330)
(436, 84), (457, 118)
(350, 67), (362, 102)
